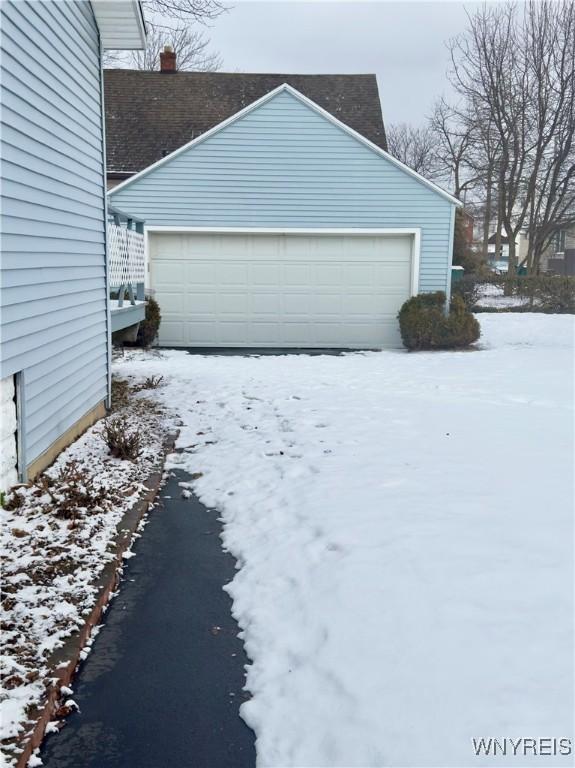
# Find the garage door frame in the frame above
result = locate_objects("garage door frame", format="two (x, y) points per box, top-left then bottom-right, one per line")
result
(145, 227), (421, 348)
(145, 227), (421, 298)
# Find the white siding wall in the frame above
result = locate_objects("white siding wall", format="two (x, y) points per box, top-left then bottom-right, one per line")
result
(0, 0), (108, 468)
(110, 89), (455, 293)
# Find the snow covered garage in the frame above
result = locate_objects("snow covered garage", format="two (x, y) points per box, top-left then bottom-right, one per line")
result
(108, 79), (460, 349)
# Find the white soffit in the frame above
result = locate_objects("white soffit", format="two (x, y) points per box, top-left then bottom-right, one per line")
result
(91, 0), (146, 50)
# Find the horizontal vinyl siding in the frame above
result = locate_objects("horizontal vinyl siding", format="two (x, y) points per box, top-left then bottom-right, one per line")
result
(110, 90), (454, 293)
(0, 0), (108, 466)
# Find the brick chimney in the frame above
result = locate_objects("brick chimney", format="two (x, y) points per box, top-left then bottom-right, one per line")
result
(160, 46), (176, 73)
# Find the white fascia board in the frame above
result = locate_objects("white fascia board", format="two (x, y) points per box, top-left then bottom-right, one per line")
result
(146, 226), (421, 235)
(282, 84), (462, 208)
(108, 82), (461, 207)
(108, 85), (289, 195)
(92, 1), (146, 50)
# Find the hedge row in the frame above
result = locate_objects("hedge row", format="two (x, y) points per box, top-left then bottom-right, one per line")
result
(453, 275), (575, 314)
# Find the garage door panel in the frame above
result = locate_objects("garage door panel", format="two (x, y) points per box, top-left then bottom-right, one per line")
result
(312, 263), (344, 286)
(282, 263), (310, 286)
(281, 322), (313, 345)
(215, 263), (248, 286)
(251, 293), (280, 314)
(216, 293), (250, 315)
(341, 294), (380, 315)
(218, 322), (251, 344)
(154, 260), (186, 286)
(373, 262), (413, 285)
(161, 320), (186, 344)
(344, 264), (374, 286)
(251, 263), (281, 285)
(314, 294), (342, 315)
(150, 232), (412, 348)
(284, 294), (312, 315)
(248, 322), (282, 344)
(159, 292), (186, 313)
(345, 322), (397, 346)
(187, 292), (216, 314)
(187, 321), (217, 343)
(187, 262), (216, 285)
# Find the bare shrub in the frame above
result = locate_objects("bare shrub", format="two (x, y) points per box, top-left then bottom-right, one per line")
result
(29, 462), (108, 520)
(102, 416), (143, 461)
(134, 375), (164, 391)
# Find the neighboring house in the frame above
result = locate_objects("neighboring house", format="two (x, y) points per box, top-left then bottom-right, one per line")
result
(0, 1), (146, 491)
(543, 226), (575, 276)
(487, 232), (529, 272)
(487, 226), (575, 274)
(107, 63), (461, 350)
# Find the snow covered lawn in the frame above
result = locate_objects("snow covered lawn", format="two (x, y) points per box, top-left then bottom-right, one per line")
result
(115, 314), (574, 767)
(475, 282), (531, 309)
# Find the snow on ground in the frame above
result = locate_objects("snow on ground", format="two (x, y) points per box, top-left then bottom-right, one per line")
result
(476, 283), (531, 309)
(116, 314), (572, 766)
(0, 382), (175, 765)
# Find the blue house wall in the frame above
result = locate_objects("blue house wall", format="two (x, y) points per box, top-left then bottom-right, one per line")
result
(0, 0), (109, 470)
(110, 88), (456, 294)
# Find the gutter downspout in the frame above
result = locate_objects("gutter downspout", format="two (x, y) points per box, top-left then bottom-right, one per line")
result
(98, 34), (112, 409)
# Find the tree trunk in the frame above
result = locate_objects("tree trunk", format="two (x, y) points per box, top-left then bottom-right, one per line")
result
(495, 213), (503, 268)
(507, 238), (517, 276)
(482, 175), (492, 263)
(505, 237), (518, 297)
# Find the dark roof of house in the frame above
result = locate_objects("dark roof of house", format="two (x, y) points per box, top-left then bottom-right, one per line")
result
(104, 71), (387, 176)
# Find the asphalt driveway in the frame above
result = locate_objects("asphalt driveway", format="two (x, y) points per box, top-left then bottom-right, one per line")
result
(41, 469), (255, 768)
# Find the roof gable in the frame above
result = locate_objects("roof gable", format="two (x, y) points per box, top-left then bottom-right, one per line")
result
(109, 84), (460, 206)
(104, 71), (387, 176)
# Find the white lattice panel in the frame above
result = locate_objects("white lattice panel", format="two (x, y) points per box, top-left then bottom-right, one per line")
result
(108, 224), (145, 288)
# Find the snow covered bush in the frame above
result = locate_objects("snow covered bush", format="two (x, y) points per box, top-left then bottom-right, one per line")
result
(398, 292), (480, 351)
(136, 296), (161, 347)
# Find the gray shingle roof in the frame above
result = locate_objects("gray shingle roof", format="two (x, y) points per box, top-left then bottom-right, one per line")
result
(104, 71), (387, 176)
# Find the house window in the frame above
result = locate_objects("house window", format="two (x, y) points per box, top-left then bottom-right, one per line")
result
(554, 230), (566, 253)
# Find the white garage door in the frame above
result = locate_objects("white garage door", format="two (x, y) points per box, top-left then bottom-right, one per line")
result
(149, 232), (414, 348)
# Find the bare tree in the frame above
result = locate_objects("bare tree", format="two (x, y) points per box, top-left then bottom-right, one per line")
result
(386, 123), (438, 178)
(448, 1), (575, 275)
(522, 1), (575, 271)
(104, 0), (227, 70)
(142, 0), (226, 23)
(429, 98), (482, 200)
(129, 24), (221, 71)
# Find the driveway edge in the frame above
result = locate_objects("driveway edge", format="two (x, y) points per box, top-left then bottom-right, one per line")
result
(15, 434), (178, 768)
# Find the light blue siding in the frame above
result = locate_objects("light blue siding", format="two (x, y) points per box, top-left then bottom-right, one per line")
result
(110, 89), (455, 293)
(0, 0), (108, 467)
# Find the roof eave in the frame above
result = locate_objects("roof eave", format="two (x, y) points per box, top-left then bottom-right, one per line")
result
(109, 82), (462, 207)
(91, 0), (146, 50)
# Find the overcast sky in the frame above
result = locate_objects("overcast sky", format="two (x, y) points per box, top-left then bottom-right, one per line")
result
(205, 1), (485, 127)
